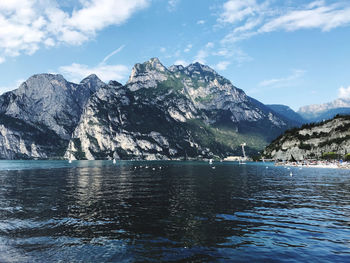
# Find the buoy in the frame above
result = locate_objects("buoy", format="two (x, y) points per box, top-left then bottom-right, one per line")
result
(290, 172), (293, 176)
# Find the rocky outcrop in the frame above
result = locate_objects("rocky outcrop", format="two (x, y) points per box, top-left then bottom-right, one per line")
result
(263, 115), (350, 161)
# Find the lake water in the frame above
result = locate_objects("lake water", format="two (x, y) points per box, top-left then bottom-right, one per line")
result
(0, 160), (349, 262)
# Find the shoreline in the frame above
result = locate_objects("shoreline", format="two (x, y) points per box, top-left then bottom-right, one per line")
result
(275, 160), (350, 170)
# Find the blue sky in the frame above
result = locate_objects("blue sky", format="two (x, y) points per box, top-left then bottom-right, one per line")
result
(1, 0), (350, 110)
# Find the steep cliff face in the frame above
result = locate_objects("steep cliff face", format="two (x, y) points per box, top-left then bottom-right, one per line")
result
(66, 58), (296, 160)
(0, 74), (104, 159)
(263, 115), (350, 161)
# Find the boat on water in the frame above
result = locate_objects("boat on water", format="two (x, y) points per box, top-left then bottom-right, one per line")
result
(68, 151), (73, 163)
(239, 143), (247, 164)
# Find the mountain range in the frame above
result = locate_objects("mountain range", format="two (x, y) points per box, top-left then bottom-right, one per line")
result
(0, 58), (299, 160)
(267, 98), (350, 125)
(297, 98), (350, 122)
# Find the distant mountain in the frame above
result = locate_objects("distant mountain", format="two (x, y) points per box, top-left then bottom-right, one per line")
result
(263, 115), (350, 161)
(298, 98), (350, 122)
(0, 58), (299, 160)
(267, 104), (306, 125)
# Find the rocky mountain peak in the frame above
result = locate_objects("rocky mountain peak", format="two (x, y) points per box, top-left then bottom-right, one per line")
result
(127, 58), (169, 91)
(147, 57), (166, 71)
(129, 57), (167, 77)
(15, 73), (69, 98)
(186, 62), (217, 75)
(80, 74), (100, 83)
(1, 73), (103, 141)
(80, 74), (106, 91)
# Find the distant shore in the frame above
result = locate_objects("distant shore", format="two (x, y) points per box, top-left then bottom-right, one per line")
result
(275, 160), (350, 169)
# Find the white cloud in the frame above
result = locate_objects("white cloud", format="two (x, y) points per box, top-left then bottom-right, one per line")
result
(215, 61), (230, 71)
(197, 20), (205, 25)
(160, 47), (166, 53)
(260, 4), (350, 33)
(194, 50), (208, 64)
(218, 0), (259, 24)
(219, 1), (350, 44)
(213, 47), (252, 65)
(206, 42), (214, 48)
(174, 59), (189, 66)
(338, 86), (350, 99)
(101, 45), (125, 64)
(194, 42), (215, 64)
(0, 0), (149, 61)
(259, 69), (305, 87)
(59, 63), (129, 83)
(68, 0), (149, 32)
(168, 0), (180, 12)
(184, 44), (192, 53)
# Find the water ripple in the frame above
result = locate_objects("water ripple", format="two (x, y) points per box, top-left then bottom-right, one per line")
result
(0, 161), (349, 262)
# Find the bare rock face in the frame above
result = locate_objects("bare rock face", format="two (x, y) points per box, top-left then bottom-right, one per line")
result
(263, 115), (350, 161)
(0, 74), (104, 159)
(65, 58), (296, 160)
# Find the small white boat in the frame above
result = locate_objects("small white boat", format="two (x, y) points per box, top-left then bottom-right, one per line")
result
(113, 159), (116, 164)
(68, 152), (73, 163)
(209, 159), (213, 164)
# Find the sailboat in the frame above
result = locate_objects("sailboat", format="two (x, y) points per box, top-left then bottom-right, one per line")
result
(239, 143), (247, 164)
(68, 151), (72, 163)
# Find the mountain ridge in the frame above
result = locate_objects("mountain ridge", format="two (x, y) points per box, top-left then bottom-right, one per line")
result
(298, 98), (350, 122)
(0, 58), (299, 160)
(263, 114), (350, 161)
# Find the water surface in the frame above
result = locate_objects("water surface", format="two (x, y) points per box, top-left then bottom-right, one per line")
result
(0, 160), (349, 262)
